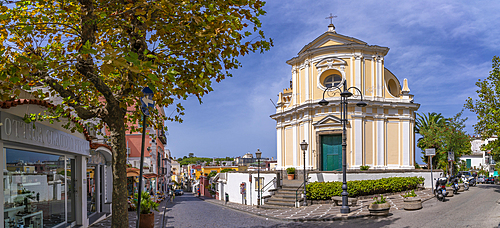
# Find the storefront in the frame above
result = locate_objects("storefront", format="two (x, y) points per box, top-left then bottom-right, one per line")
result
(0, 101), (104, 228)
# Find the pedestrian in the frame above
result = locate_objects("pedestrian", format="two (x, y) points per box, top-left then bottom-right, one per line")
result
(197, 187), (200, 197)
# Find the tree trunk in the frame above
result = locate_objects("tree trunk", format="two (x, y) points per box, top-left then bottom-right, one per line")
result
(107, 116), (128, 227)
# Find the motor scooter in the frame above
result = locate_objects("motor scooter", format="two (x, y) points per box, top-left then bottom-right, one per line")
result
(435, 177), (448, 201)
(462, 175), (470, 191)
(451, 176), (459, 194)
(468, 176), (476, 187)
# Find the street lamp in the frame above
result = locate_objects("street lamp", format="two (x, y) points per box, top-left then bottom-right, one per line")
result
(300, 140), (308, 206)
(318, 80), (366, 214)
(255, 149), (262, 206)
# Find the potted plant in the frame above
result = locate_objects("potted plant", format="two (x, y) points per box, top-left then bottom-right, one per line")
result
(360, 165), (370, 171)
(286, 167), (295, 180)
(134, 192), (159, 228)
(401, 190), (422, 210)
(368, 195), (390, 216)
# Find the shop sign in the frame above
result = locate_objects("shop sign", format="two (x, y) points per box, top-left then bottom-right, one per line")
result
(0, 111), (90, 155)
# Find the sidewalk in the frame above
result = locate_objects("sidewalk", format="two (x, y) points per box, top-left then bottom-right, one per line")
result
(90, 198), (170, 228)
(197, 189), (435, 222)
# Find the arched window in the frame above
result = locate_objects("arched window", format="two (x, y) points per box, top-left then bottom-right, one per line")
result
(323, 74), (342, 88)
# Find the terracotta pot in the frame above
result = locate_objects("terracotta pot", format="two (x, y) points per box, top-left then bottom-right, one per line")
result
(139, 212), (155, 228)
(287, 174), (295, 180)
(368, 202), (390, 216)
(403, 197), (422, 210)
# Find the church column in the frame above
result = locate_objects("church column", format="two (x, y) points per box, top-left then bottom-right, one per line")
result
(402, 118), (410, 167)
(355, 55), (362, 91)
(376, 115), (386, 168)
(293, 122), (297, 167)
(292, 67), (297, 104)
(376, 56), (384, 98)
(304, 121), (310, 168)
(277, 127), (282, 170)
(305, 60), (310, 101)
(354, 107), (363, 167)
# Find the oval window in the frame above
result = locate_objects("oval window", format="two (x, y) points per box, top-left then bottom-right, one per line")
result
(323, 74), (342, 88)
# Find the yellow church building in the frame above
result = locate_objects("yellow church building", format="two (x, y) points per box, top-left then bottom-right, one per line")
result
(271, 23), (420, 171)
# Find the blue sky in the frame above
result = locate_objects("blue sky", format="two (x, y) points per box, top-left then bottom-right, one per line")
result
(165, 0), (500, 164)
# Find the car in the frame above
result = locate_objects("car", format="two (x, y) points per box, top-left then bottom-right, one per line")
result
(486, 177), (495, 184)
(458, 171), (471, 178)
(478, 175), (487, 184)
(174, 189), (184, 196)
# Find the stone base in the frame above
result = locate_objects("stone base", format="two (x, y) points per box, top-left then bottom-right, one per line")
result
(369, 202), (390, 216)
(403, 197), (422, 210)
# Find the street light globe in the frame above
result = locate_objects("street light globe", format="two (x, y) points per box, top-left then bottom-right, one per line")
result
(255, 149), (262, 159)
(356, 101), (367, 107)
(318, 99), (329, 106)
(300, 140), (308, 151)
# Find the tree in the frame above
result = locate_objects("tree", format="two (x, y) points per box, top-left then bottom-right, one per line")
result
(0, 1), (272, 227)
(466, 56), (500, 163)
(188, 152), (194, 158)
(417, 111), (471, 173)
(415, 112), (446, 134)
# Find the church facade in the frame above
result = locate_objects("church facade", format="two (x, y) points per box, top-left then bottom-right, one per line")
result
(270, 24), (420, 171)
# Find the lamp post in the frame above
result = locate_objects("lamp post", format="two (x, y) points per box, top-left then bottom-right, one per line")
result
(136, 87), (155, 228)
(318, 80), (366, 214)
(255, 149), (262, 206)
(300, 140), (308, 206)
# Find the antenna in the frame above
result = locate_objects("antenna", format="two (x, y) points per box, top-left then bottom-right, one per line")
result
(269, 99), (277, 108)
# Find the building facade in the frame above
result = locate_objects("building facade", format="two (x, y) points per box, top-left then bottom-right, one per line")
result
(460, 136), (497, 176)
(271, 23), (420, 171)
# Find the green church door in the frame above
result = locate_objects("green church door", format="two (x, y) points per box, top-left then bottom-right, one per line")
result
(321, 135), (342, 171)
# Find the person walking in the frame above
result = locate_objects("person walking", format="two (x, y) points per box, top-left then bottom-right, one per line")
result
(197, 187), (200, 197)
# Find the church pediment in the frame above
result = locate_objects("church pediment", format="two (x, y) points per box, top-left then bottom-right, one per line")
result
(313, 115), (342, 127)
(298, 33), (367, 55)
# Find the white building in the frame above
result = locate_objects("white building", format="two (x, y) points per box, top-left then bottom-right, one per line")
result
(460, 136), (497, 176)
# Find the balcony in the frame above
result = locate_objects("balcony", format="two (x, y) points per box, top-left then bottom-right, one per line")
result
(158, 129), (167, 144)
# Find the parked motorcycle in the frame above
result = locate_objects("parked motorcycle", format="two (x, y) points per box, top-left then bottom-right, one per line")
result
(435, 177), (448, 201)
(462, 175), (470, 191)
(451, 176), (459, 194)
(469, 176), (476, 187)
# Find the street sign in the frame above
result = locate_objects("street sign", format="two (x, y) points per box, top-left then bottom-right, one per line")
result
(140, 87), (155, 116)
(448, 151), (454, 162)
(425, 148), (436, 156)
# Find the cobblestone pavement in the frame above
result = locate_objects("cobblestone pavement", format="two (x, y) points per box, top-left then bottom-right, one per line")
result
(200, 189), (434, 222)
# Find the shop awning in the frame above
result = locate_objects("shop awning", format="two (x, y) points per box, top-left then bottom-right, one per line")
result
(144, 174), (159, 179)
(127, 168), (140, 177)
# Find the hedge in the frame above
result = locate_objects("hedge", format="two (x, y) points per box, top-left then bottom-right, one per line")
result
(306, 176), (425, 200)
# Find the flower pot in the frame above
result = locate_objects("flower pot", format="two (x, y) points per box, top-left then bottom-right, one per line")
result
(139, 213), (155, 228)
(458, 183), (465, 192)
(447, 189), (454, 197)
(287, 174), (295, 180)
(403, 197), (422, 210)
(368, 202), (390, 216)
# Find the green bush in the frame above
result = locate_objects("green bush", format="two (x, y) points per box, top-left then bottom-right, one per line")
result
(306, 176), (425, 200)
(286, 167), (295, 174)
(360, 165), (370, 171)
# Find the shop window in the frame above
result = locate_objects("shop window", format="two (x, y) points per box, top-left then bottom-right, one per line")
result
(4, 148), (71, 227)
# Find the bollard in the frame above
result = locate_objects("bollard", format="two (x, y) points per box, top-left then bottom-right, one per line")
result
(225, 193), (229, 205)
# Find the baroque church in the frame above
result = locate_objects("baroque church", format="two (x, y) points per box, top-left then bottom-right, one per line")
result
(271, 22), (420, 171)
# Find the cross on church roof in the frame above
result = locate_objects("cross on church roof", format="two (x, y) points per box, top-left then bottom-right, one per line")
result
(325, 13), (337, 25)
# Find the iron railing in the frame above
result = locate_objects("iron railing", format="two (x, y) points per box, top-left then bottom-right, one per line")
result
(259, 177), (277, 205)
(295, 181), (305, 208)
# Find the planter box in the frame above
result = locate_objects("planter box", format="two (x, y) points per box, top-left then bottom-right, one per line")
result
(139, 213), (154, 228)
(331, 196), (357, 206)
(458, 183), (465, 192)
(447, 189), (454, 197)
(403, 197), (422, 210)
(369, 202), (390, 216)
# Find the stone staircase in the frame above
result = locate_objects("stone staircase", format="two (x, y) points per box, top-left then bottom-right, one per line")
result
(261, 179), (304, 209)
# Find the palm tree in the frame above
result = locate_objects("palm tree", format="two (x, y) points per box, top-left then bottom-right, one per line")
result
(415, 112), (447, 134)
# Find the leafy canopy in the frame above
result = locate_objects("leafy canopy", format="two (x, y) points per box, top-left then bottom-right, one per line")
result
(466, 56), (500, 162)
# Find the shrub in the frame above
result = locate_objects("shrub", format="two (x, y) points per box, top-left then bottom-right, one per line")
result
(286, 167), (296, 174)
(360, 165), (370, 171)
(415, 164), (421, 169)
(306, 176), (425, 200)
(372, 195), (386, 204)
(401, 189), (417, 198)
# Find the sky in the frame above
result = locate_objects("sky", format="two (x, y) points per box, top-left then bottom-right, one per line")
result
(165, 0), (500, 164)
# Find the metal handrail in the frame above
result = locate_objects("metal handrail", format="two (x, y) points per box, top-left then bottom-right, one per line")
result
(295, 181), (305, 208)
(259, 177), (277, 205)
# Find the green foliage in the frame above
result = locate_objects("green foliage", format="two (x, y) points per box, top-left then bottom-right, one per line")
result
(207, 171), (217, 178)
(133, 192), (159, 214)
(360, 165), (370, 171)
(479, 169), (488, 176)
(414, 163), (421, 169)
(177, 156), (234, 166)
(306, 176), (425, 200)
(372, 195), (387, 204)
(286, 167), (295, 174)
(466, 56), (500, 162)
(401, 189), (417, 198)
(220, 168), (235, 173)
(495, 163), (500, 173)
(417, 111), (471, 172)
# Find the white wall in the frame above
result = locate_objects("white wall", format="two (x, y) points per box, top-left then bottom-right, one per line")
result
(219, 172), (278, 205)
(308, 171), (443, 189)
(459, 156), (484, 170)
